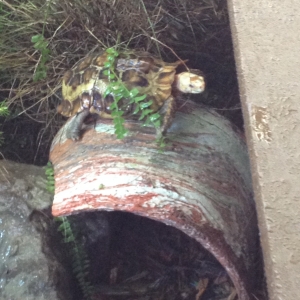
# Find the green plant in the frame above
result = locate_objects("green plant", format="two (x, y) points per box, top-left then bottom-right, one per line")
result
(0, 101), (9, 117)
(44, 161), (55, 193)
(103, 48), (162, 139)
(56, 216), (93, 300)
(43, 164), (93, 298)
(0, 101), (9, 146)
(31, 34), (50, 81)
(155, 135), (167, 151)
(31, 1), (51, 81)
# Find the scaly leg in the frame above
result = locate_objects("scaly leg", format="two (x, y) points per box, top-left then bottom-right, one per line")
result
(156, 95), (176, 138)
(65, 109), (90, 141)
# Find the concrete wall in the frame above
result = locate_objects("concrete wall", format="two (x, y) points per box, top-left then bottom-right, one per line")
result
(227, 1), (300, 299)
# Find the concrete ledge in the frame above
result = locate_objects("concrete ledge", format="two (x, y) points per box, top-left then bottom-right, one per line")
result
(227, 1), (300, 299)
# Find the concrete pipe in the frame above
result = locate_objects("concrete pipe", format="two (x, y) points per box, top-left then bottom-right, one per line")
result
(50, 100), (261, 299)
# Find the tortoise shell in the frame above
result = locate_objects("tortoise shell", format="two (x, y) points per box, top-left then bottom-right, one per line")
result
(57, 50), (205, 140)
(58, 51), (183, 117)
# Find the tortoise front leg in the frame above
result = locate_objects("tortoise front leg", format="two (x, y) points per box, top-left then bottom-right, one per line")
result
(65, 109), (90, 141)
(156, 95), (176, 138)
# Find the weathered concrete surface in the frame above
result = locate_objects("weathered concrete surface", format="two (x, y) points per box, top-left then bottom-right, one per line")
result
(227, 1), (300, 299)
(0, 160), (73, 300)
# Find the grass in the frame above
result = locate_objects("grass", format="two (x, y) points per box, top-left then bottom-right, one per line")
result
(0, 0), (239, 165)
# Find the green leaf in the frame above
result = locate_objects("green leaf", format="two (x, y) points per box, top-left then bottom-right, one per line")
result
(114, 94), (123, 102)
(104, 61), (112, 68)
(138, 109), (152, 120)
(149, 113), (161, 122)
(109, 81), (120, 88)
(33, 69), (47, 81)
(0, 102), (9, 117)
(133, 94), (147, 102)
(111, 110), (124, 117)
(54, 216), (63, 223)
(108, 73), (115, 80)
(133, 104), (140, 114)
(47, 187), (55, 193)
(103, 69), (110, 76)
(41, 48), (50, 57)
(123, 89), (130, 98)
(129, 88), (139, 98)
(113, 85), (126, 94)
(45, 168), (53, 176)
(34, 40), (48, 50)
(153, 119), (161, 128)
(64, 235), (75, 243)
(107, 55), (115, 62)
(103, 88), (111, 98)
(31, 34), (43, 43)
(116, 129), (128, 139)
(109, 102), (118, 110)
(140, 100), (153, 109)
(143, 116), (151, 126)
(128, 98), (136, 104)
(106, 48), (118, 56)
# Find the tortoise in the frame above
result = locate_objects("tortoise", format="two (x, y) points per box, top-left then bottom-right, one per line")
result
(57, 50), (205, 141)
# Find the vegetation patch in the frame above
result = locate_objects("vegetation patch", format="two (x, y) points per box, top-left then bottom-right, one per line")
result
(103, 47), (162, 140)
(0, 0), (239, 165)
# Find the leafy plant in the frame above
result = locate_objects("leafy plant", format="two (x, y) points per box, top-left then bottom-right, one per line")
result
(31, 34), (50, 81)
(31, 1), (51, 81)
(155, 135), (167, 151)
(43, 164), (93, 298)
(44, 161), (55, 193)
(0, 101), (9, 117)
(103, 48), (162, 139)
(0, 101), (9, 146)
(56, 216), (93, 300)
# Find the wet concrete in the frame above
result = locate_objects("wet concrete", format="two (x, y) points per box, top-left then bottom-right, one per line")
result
(0, 160), (73, 300)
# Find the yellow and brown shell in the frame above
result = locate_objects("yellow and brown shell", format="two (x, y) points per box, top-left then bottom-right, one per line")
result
(57, 51), (182, 119)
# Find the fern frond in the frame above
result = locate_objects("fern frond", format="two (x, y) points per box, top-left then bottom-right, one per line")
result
(55, 216), (94, 299)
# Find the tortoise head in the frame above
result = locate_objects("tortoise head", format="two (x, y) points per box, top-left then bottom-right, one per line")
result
(175, 72), (205, 94)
